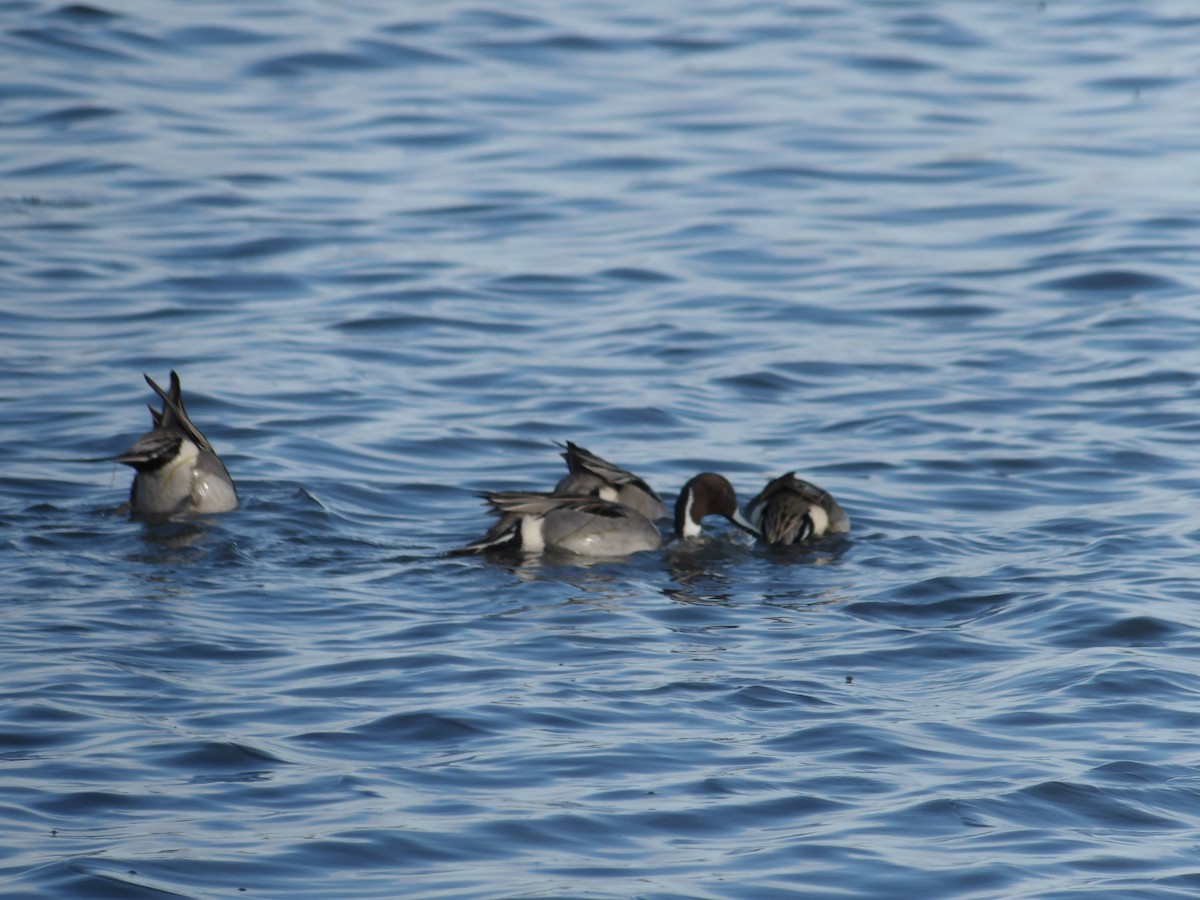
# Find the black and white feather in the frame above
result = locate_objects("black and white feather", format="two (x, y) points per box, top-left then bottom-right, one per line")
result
(114, 371), (238, 520)
(553, 441), (668, 521)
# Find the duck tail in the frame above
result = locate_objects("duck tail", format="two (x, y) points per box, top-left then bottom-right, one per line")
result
(449, 513), (522, 556)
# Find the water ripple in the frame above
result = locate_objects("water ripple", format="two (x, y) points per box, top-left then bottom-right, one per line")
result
(6, 0), (1200, 897)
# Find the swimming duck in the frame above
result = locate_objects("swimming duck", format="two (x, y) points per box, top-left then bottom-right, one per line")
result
(673, 472), (759, 540)
(114, 371), (238, 520)
(459, 471), (758, 557)
(553, 440), (669, 521)
(458, 491), (663, 557)
(743, 472), (848, 545)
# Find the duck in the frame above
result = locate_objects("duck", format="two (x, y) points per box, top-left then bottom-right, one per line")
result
(114, 371), (238, 520)
(743, 472), (848, 545)
(673, 472), (759, 540)
(457, 491), (663, 557)
(553, 440), (669, 521)
(458, 471), (758, 557)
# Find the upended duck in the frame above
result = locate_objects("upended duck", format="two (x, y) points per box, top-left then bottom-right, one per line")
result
(458, 471), (757, 557)
(114, 371), (238, 520)
(744, 472), (849, 545)
(553, 440), (669, 521)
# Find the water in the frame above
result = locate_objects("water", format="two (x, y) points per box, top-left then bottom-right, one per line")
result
(4, 0), (1200, 896)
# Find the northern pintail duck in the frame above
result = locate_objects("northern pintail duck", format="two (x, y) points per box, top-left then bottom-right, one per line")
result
(459, 491), (663, 557)
(459, 471), (758, 557)
(744, 472), (848, 545)
(114, 371), (238, 520)
(673, 472), (758, 540)
(553, 441), (669, 521)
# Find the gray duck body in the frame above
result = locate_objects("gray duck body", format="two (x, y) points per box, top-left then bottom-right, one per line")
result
(115, 371), (238, 520)
(460, 491), (663, 557)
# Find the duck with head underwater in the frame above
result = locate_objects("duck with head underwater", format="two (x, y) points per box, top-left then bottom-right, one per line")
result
(743, 472), (849, 545)
(552, 440), (669, 521)
(114, 371), (238, 521)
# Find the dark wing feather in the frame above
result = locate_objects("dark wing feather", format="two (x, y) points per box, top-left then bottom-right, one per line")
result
(113, 429), (182, 472)
(761, 496), (815, 545)
(558, 441), (662, 498)
(144, 371), (211, 451)
(452, 512), (522, 555)
(483, 491), (626, 518)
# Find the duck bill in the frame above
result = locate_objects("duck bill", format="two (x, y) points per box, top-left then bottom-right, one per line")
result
(730, 508), (760, 538)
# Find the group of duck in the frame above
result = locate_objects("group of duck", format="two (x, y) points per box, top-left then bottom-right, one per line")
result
(456, 442), (849, 557)
(111, 372), (850, 556)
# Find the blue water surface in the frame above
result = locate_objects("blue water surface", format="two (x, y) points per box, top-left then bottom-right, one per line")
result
(4, 0), (1200, 896)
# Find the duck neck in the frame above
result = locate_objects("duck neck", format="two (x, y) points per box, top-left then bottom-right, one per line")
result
(675, 488), (702, 538)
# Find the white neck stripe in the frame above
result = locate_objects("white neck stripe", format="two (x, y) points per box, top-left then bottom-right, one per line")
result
(680, 490), (701, 538)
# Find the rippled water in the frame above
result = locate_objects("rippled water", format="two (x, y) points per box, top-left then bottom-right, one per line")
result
(5, 0), (1200, 896)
